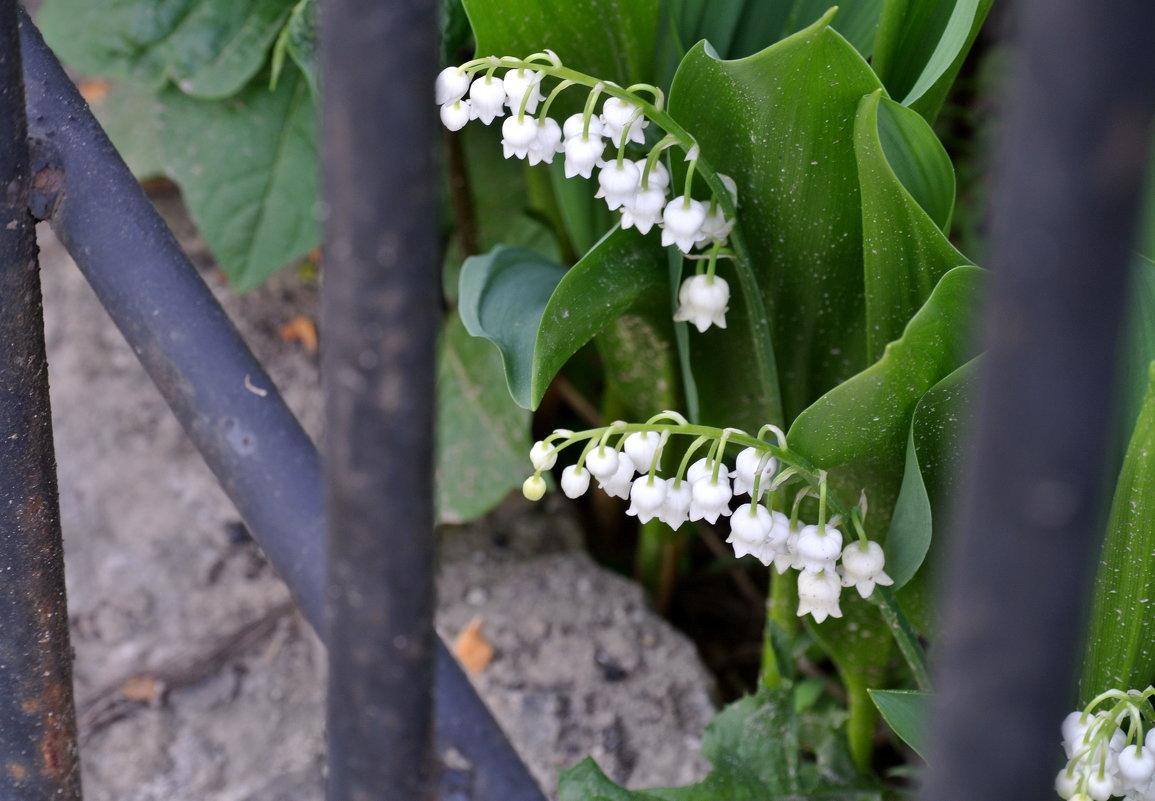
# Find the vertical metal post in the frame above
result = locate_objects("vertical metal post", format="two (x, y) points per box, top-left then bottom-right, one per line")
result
(0, 1), (82, 797)
(920, 1), (1155, 799)
(321, 1), (439, 800)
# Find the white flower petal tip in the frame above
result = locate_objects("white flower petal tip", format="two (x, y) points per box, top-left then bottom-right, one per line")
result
(626, 476), (668, 523)
(435, 66), (471, 105)
(501, 115), (539, 160)
(661, 197), (707, 253)
(689, 475), (733, 524)
(619, 185), (667, 234)
(797, 570), (842, 623)
(527, 117), (563, 166)
(585, 446), (620, 480)
(468, 75), (507, 124)
(563, 134), (606, 179)
(595, 161), (641, 210)
(839, 540), (893, 599)
(598, 453), (638, 499)
(731, 447), (776, 496)
(795, 525), (843, 574)
(623, 431), (662, 471)
(658, 478), (692, 529)
(673, 274), (730, 333)
(560, 465), (591, 499)
(601, 96), (648, 145)
(440, 99), (472, 132)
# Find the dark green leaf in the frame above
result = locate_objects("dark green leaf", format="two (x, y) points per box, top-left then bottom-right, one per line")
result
(558, 759), (666, 801)
(463, 0), (659, 88)
(458, 230), (667, 410)
(885, 359), (977, 591)
(40, 0), (293, 99)
(1081, 362), (1155, 700)
(854, 90), (968, 361)
(436, 316), (532, 523)
(868, 689), (930, 760)
(159, 68), (319, 290)
(272, 0), (318, 98)
(872, 0), (994, 120)
(788, 266), (983, 470)
(669, 14), (883, 424)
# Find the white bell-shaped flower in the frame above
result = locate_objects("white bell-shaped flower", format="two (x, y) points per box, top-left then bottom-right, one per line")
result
(638, 159), (670, 190)
(585, 445), (620, 480)
(689, 474), (733, 524)
(797, 569), (842, 623)
(435, 66), (471, 105)
(627, 475), (668, 523)
(502, 68), (544, 113)
(1117, 745), (1155, 789)
(1055, 768), (1081, 801)
(659, 478), (692, 529)
(560, 465), (591, 498)
(527, 117), (563, 166)
(1084, 766), (1117, 801)
(795, 524), (843, 573)
(529, 440), (557, 470)
(674, 274), (730, 333)
(697, 207), (735, 245)
(620, 185), (667, 234)
(601, 96), (647, 145)
(662, 196), (707, 252)
(501, 114), (539, 159)
(595, 160), (641, 210)
(563, 113), (604, 140)
(686, 457), (730, 485)
(563, 133), (606, 179)
(623, 431), (661, 471)
(731, 446), (776, 497)
(469, 75), (507, 124)
(839, 540), (894, 598)
(774, 527), (799, 574)
(598, 452), (638, 499)
(1063, 712), (1095, 759)
(440, 99), (472, 132)
(728, 503), (775, 565)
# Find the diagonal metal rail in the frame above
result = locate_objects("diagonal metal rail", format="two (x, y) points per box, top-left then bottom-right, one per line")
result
(0, 1), (82, 797)
(17, 9), (546, 800)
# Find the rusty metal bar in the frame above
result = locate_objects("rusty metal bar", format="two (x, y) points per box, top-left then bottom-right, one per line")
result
(920, 0), (1155, 799)
(320, 0), (440, 798)
(0, 0), (82, 796)
(18, 11), (545, 799)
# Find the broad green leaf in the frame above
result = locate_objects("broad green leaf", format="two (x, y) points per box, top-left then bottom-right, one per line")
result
(458, 229), (667, 410)
(40, 0), (293, 99)
(855, 90), (967, 362)
(1081, 362), (1155, 701)
(868, 689), (930, 759)
(463, 0), (659, 88)
(872, 0), (994, 120)
(436, 316), (532, 524)
(272, 0), (318, 99)
(886, 358), (977, 591)
(668, 13), (883, 424)
(159, 68), (319, 290)
(558, 759), (664, 801)
(788, 266), (983, 470)
(88, 80), (166, 180)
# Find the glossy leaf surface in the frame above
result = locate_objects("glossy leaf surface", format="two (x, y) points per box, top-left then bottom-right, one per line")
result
(458, 230), (667, 410)
(159, 68), (319, 290)
(868, 689), (930, 759)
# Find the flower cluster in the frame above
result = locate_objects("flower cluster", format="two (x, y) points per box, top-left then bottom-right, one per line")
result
(521, 413), (892, 623)
(436, 53), (736, 333)
(1057, 688), (1155, 801)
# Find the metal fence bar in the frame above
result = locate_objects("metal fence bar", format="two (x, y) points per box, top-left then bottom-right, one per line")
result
(321, 0), (439, 799)
(18, 11), (546, 800)
(920, 1), (1155, 799)
(0, 1), (82, 796)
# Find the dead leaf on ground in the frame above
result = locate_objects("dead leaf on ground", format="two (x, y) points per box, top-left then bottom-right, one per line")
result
(79, 79), (110, 103)
(279, 316), (318, 355)
(453, 617), (494, 674)
(120, 673), (164, 704)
